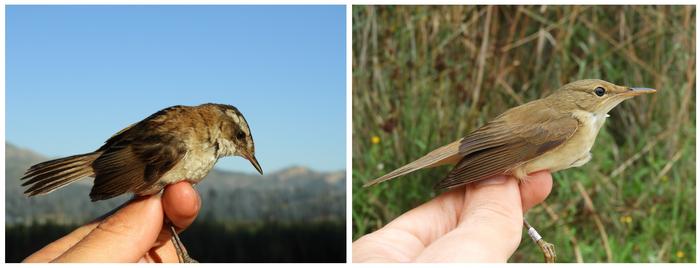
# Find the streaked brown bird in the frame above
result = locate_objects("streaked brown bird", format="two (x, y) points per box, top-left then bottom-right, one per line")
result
(363, 79), (656, 262)
(21, 103), (263, 262)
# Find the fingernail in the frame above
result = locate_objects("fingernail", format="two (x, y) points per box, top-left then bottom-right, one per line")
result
(475, 175), (508, 186)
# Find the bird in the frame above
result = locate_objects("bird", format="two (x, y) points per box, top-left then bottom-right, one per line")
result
(362, 79), (656, 262)
(364, 79), (655, 189)
(21, 103), (263, 262)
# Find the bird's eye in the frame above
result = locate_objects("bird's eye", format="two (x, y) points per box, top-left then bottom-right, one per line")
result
(594, 87), (606, 96)
(236, 130), (246, 140)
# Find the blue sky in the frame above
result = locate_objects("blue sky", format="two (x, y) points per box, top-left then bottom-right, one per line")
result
(6, 5), (346, 173)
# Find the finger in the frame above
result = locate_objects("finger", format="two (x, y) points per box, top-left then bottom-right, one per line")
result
(519, 170), (553, 212)
(415, 176), (523, 262)
(162, 181), (201, 231)
(23, 222), (99, 262)
(352, 188), (466, 262)
(53, 194), (164, 262)
(141, 240), (179, 263)
(23, 196), (142, 262)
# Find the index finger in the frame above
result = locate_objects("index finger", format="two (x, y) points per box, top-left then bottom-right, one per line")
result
(53, 194), (164, 262)
(23, 196), (143, 263)
(352, 187), (466, 262)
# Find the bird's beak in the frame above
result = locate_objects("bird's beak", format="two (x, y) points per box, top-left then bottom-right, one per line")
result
(243, 152), (263, 175)
(621, 87), (657, 97)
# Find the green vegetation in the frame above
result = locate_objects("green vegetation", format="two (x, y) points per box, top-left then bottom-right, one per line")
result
(353, 6), (695, 262)
(6, 220), (345, 263)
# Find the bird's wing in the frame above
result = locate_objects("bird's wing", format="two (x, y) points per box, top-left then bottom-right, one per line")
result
(97, 105), (186, 151)
(435, 110), (578, 190)
(361, 110), (539, 188)
(90, 117), (187, 201)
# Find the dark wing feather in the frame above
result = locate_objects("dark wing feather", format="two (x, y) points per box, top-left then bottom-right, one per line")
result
(96, 105), (185, 151)
(90, 109), (188, 201)
(90, 146), (147, 200)
(435, 112), (578, 190)
(132, 134), (188, 182)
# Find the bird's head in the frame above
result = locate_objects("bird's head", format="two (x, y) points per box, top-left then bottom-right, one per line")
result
(211, 103), (263, 175)
(552, 79), (656, 115)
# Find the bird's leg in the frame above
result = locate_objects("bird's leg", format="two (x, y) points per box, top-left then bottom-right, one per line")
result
(167, 220), (198, 263)
(523, 219), (556, 263)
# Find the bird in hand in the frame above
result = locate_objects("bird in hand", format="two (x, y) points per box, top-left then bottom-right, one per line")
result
(21, 103), (263, 262)
(364, 79), (655, 189)
(363, 79), (656, 262)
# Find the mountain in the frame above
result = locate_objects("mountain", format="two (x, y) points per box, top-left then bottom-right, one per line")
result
(5, 142), (346, 225)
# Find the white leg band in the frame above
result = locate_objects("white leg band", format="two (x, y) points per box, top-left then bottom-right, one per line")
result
(528, 227), (542, 242)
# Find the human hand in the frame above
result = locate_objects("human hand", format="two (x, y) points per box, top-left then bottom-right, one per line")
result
(353, 170), (553, 262)
(23, 181), (201, 263)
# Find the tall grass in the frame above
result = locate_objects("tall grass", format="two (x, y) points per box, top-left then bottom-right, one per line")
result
(352, 5), (695, 262)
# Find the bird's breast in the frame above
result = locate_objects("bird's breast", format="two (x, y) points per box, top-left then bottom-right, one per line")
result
(517, 110), (606, 177)
(159, 147), (218, 185)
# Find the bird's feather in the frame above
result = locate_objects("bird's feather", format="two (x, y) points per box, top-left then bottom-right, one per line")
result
(362, 139), (462, 187)
(436, 103), (578, 189)
(21, 152), (101, 196)
(365, 98), (579, 188)
(90, 132), (187, 201)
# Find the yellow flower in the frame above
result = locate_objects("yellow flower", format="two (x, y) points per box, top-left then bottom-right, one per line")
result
(676, 250), (685, 259)
(371, 135), (381, 144)
(620, 215), (632, 224)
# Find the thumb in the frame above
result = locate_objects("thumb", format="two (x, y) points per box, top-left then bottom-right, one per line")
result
(53, 194), (164, 262)
(415, 175), (524, 262)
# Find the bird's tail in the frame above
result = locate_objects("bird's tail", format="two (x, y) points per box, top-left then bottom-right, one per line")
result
(363, 140), (462, 187)
(21, 152), (101, 196)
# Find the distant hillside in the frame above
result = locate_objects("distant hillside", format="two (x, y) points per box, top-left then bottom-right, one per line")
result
(5, 142), (346, 225)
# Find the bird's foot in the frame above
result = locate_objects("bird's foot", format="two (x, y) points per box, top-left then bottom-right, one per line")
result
(169, 224), (198, 263)
(536, 238), (556, 263)
(524, 219), (556, 263)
